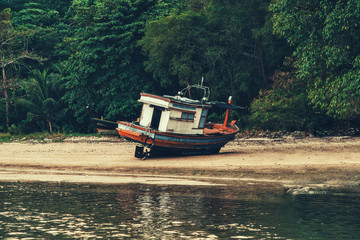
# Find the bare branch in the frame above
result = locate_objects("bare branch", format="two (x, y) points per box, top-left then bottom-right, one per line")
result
(0, 35), (16, 48)
(2, 52), (45, 68)
(241, 52), (258, 60)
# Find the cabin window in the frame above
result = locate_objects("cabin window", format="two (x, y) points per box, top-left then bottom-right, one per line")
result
(181, 112), (194, 120)
(198, 109), (208, 128)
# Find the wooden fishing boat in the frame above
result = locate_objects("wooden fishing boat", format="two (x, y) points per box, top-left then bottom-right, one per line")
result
(94, 84), (243, 159)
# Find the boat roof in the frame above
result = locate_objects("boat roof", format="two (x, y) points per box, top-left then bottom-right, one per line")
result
(209, 101), (245, 110)
(140, 93), (211, 108)
(140, 93), (244, 110)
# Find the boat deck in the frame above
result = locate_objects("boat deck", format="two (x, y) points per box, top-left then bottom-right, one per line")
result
(203, 123), (238, 136)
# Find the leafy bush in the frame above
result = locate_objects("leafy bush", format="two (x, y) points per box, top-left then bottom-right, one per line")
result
(249, 58), (331, 132)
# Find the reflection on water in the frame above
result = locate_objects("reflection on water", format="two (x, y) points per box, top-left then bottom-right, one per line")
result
(0, 182), (359, 239)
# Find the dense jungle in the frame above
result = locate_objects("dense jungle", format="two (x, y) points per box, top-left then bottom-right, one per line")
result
(1, 0), (360, 135)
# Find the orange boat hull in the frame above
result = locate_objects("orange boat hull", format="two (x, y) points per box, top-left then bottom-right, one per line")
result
(116, 121), (238, 151)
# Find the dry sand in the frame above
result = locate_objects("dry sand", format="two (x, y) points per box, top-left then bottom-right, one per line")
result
(0, 135), (360, 190)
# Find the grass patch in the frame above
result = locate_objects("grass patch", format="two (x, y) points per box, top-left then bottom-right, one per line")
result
(0, 133), (13, 142)
(65, 133), (102, 138)
(0, 132), (100, 143)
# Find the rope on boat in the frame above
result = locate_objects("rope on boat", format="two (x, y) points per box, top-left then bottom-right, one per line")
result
(142, 126), (154, 160)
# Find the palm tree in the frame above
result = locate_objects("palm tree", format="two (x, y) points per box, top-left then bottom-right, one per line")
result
(19, 68), (67, 133)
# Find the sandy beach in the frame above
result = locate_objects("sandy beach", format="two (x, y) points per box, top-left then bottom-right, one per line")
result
(1, 135), (360, 190)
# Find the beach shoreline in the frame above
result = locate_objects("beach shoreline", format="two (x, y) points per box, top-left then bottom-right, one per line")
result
(1, 135), (360, 192)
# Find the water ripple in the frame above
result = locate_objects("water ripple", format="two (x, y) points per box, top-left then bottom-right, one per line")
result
(0, 182), (359, 239)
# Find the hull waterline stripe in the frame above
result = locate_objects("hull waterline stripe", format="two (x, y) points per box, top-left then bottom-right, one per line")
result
(117, 122), (235, 144)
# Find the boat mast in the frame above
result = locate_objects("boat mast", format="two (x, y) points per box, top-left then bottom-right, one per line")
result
(223, 96), (232, 127)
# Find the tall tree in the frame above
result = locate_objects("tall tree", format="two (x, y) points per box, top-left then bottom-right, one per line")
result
(139, 11), (207, 89)
(0, 8), (41, 128)
(270, 0), (360, 121)
(139, 0), (290, 106)
(12, 2), (71, 69)
(62, 0), (156, 131)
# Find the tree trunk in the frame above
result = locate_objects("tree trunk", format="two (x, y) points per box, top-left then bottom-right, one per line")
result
(257, 46), (266, 87)
(1, 66), (9, 127)
(48, 120), (52, 133)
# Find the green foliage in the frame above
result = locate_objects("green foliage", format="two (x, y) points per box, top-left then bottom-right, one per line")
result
(139, 11), (207, 88)
(11, 2), (70, 69)
(139, 0), (291, 105)
(18, 69), (68, 133)
(250, 58), (330, 131)
(9, 0), (360, 134)
(1, 8), (43, 129)
(0, 97), (5, 127)
(144, 0), (186, 20)
(0, 132), (12, 142)
(270, 0), (360, 120)
(0, 0), (72, 15)
(308, 59), (360, 120)
(62, 0), (156, 131)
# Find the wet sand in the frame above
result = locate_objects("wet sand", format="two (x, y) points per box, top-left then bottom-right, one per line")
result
(1, 136), (360, 189)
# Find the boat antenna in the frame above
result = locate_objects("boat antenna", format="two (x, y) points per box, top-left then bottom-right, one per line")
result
(177, 79), (210, 102)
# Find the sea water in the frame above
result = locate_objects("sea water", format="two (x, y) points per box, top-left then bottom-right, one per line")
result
(0, 182), (359, 239)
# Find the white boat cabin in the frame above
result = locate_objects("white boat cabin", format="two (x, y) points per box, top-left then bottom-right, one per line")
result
(138, 93), (211, 134)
